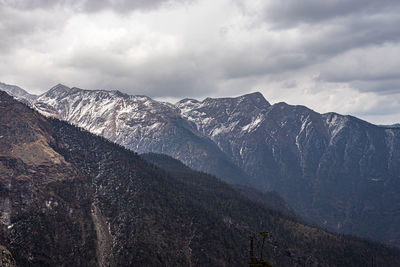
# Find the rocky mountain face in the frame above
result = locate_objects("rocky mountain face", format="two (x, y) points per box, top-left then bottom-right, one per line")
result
(179, 95), (400, 247)
(0, 82), (36, 106)
(3, 90), (400, 266)
(3, 82), (400, 247)
(34, 84), (251, 185)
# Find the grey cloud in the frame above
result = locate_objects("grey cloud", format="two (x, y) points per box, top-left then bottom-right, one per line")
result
(207, 0), (400, 83)
(55, 47), (218, 98)
(261, 0), (400, 28)
(225, 0), (400, 81)
(222, 49), (311, 79)
(320, 67), (400, 85)
(353, 95), (400, 117)
(305, 16), (400, 56)
(351, 79), (400, 95)
(317, 44), (400, 94)
(2, 0), (400, 124)
(222, 10), (400, 81)
(0, 7), (65, 52)
(0, 0), (55, 9)
(1, 0), (192, 13)
(81, 0), (191, 13)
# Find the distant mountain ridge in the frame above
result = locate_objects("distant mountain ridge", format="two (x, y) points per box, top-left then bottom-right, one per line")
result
(2, 82), (400, 247)
(380, 123), (400, 128)
(0, 82), (36, 105)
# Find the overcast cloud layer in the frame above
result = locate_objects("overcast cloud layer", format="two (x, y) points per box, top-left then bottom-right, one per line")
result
(1, 0), (400, 124)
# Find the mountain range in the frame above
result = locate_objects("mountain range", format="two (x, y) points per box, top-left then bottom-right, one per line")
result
(3, 90), (400, 266)
(2, 82), (400, 248)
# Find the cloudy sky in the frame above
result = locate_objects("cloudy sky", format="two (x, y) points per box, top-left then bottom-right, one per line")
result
(1, 0), (400, 124)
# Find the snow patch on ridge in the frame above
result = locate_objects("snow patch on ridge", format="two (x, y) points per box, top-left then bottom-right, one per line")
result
(241, 115), (264, 133)
(325, 114), (348, 139)
(212, 120), (240, 137)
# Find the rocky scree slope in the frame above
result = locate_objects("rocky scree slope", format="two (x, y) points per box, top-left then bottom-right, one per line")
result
(2, 91), (400, 265)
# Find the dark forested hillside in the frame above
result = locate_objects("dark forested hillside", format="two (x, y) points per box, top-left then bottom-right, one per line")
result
(1, 90), (400, 266)
(140, 153), (297, 219)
